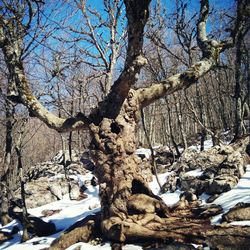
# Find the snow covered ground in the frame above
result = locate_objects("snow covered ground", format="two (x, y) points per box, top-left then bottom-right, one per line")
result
(1, 144), (250, 250)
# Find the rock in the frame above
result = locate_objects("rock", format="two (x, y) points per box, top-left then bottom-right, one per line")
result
(7, 212), (56, 237)
(180, 191), (198, 202)
(138, 161), (153, 182)
(67, 163), (87, 176)
(27, 163), (63, 180)
(135, 148), (152, 160)
(246, 143), (250, 156)
(166, 140), (249, 196)
(170, 162), (189, 174)
(206, 174), (238, 195)
(48, 182), (64, 200)
(179, 175), (207, 195)
(200, 167), (217, 180)
(6, 149), (95, 210)
(80, 153), (95, 171)
(80, 185), (88, 192)
(27, 216), (56, 236)
(41, 209), (61, 217)
(218, 144), (235, 155)
(155, 164), (170, 174)
(155, 148), (176, 166)
(206, 194), (219, 203)
(217, 165), (240, 177)
(162, 172), (178, 193)
(16, 176), (81, 208)
(222, 203), (250, 222)
(88, 203), (99, 210)
(207, 153), (226, 166)
(77, 192), (88, 201)
(22, 180), (58, 208)
(27, 162), (86, 181)
(91, 176), (98, 186)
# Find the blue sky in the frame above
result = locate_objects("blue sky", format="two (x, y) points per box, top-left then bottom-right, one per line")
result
(18, 0), (236, 105)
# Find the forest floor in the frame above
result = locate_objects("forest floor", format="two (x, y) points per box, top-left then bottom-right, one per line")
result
(1, 139), (250, 250)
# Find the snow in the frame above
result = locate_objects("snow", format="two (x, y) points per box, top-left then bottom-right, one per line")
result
(211, 165), (250, 225)
(66, 242), (143, 250)
(161, 191), (182, 207)
(0, 169), (180, 250)
(135, 148), (152, 159)
(135, 148), (156, 159)
(230, 220), (250, 226)
(0, 172), (101, 250)
(149, 172), (171, 195)
(188, 139), (214, 151)
(149, 172), (181, 207)
(184, 169), (203, 177)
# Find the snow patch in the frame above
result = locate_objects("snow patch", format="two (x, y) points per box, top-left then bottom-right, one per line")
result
(184, 169), (203, 177)
(149, 172), (181, 207)
(135, 148), (153, 159)
(188, 138), (215, 152)
(211, 165), (250, 224)
(66, 242), (143, 250)
(230, 221), (250, 226)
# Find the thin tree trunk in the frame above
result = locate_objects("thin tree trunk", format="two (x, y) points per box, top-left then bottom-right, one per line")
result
(0, 99), (14, 226)
(15, 119), (29, 241)
(195, 84), (206, 151)
(165, 98), (181, 157)
(233, 33), (244, 140)
(68, 132), (73, 162)
(61, 134), (72, 200)
(173, 93), (188, 149)
(141, 108), (162, 190)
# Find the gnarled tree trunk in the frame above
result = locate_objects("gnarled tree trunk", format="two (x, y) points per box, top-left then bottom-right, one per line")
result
(89, 91), (169, 241)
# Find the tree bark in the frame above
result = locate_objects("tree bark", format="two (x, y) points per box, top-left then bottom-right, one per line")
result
(89, 90), (169, 241)
(0, 99), (14, 226)
(233, 33), (245, 140)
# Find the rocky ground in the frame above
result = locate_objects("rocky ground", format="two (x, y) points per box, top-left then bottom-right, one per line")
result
(1, 137), (250, 249)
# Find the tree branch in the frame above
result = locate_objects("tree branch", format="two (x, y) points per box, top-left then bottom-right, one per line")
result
(0, 31), (89, 133)
(89, 0), (151, 124)
(136, 56), (216, 108)
(136, 0), (248, 108)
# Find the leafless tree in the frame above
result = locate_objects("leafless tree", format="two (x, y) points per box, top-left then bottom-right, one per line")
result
(65, 0), (126, 97)
(1, 0), (250, 244)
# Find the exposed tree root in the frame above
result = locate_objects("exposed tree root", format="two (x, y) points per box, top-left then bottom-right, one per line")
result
(49, 201), (250, 250)
(206, 226), (250, 250)
(101, 200), (215, 244)
(49, 213), (101, 250)
(10, 212), (56, 237)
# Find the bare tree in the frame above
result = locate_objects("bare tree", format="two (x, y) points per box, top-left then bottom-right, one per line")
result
(66, 0), (126, 97)
(1, 0), (250, 245)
